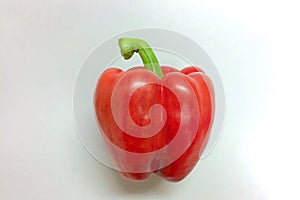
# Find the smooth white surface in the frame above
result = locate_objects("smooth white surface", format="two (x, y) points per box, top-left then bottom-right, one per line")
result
(1, 0), (300, 199)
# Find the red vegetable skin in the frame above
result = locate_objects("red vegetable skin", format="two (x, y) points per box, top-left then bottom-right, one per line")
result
(94, 38), (214, 182)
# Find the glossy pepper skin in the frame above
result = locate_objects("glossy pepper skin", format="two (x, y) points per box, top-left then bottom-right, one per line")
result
(94, 38), (214, 182)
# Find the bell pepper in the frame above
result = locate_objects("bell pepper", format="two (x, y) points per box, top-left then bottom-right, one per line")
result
(94, 38), (214, 182)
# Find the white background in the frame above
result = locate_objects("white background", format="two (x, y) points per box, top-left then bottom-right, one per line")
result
(1, 0), (300, 199)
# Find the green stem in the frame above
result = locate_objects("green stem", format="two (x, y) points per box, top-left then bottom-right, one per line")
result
(118, 38), (163, 78)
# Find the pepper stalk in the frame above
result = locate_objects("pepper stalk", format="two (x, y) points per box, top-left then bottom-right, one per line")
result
(119, 38), (163, 78)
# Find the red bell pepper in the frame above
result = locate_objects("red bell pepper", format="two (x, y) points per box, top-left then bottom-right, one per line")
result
(94, 38), (214, 182)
